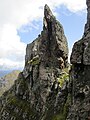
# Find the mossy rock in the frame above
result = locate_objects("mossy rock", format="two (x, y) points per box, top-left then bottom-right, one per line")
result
(1, 94), (38, 120)
(57, 72), (69, 87)
(52, 94), (71, 120)
(28, 56), (40, 66)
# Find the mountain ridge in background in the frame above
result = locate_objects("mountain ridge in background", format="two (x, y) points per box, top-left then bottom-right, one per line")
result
(0, 70), (12, 77)
(0, 70), (20, 96)
(0, 0), (90, 120)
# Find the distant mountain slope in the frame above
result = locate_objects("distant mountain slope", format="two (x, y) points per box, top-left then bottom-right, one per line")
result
(0, 70), (20, 96)
(0, 70), (11, 77)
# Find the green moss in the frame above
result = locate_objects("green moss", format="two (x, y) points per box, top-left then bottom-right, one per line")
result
(28, 56), (40, 65)
(53, 69), (69, 120)
(52, 94), (71, 120)
(5, 94), (36, 119)
(63, 94), (71, 118)
(63, 68), (69, 74)
(1, 73), (37, 119)
(57, 72), (69, 87)
(52, 114), (65, 120)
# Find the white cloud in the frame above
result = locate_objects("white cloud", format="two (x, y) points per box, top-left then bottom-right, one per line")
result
(0, 24), (26, 70)
(59, 0), (86, 12)
(0, 0), (86, 70)
(0, 58), (24, 70)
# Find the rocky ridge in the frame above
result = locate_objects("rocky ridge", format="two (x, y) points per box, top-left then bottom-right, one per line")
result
(0, 4), (69, 120)
(68, 0), (90, 119)
(0, 1), (90, 120)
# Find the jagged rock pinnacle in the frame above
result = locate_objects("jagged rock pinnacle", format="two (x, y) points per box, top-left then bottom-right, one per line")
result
(25, 4), (68, 69)
(0, 4), (69, 120)
(44, 4), (53, 19)
(43, 4), (55, 29)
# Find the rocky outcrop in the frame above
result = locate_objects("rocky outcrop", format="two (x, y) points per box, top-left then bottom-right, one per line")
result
(68, 0), (90, 119)
(24, 4), (68, 70)
(0, 4), (69, 120)
(84, 0), (90, 34)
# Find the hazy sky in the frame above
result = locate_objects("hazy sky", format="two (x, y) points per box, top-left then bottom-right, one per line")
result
(0, 0), (87, 71)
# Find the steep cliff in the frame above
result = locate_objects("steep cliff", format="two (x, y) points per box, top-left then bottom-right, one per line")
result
(67, 0), (90, 119)
(0, 4), (69, 120)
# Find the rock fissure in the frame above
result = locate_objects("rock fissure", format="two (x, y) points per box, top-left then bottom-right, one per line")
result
(0, 4), (69, 120)
(68, 0), (90, 119)
(0, 1), (90, 120)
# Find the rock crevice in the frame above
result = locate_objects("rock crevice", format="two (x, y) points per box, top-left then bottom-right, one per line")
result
(0, 4), (69, 120)
(68, 0), (90, 119)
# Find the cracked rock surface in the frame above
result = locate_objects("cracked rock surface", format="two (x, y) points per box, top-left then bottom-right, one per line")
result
(68, 0), (90, 119)
(0, 4), (69, 120)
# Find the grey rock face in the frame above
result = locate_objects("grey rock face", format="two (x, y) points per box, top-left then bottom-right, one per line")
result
(84, 0), (90, 33)
(70, 32), (90, 65)
(67, 65), (90, 120)
(0, 4), (69, 120)
(68, 0), (90, 119)
(71, 0), (90, 65)
(24, 4), (68, 71)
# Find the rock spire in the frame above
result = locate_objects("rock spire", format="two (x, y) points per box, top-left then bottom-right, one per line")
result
(0, 4), (69, 120)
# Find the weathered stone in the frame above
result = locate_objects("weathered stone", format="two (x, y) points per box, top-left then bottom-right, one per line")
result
(0, 4), (69, 120)
(84, 0), (90, 33)
(71, 0), (90, 65)
(24, 4), (68, 73)
(70, 34), (90, 65)
(68, 0), (90, 119)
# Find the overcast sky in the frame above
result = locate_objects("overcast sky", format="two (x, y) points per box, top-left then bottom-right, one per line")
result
(0, 0), (87, 71)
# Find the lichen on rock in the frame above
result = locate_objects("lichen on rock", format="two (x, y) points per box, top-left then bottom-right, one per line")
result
(0, 4), (69, 120)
